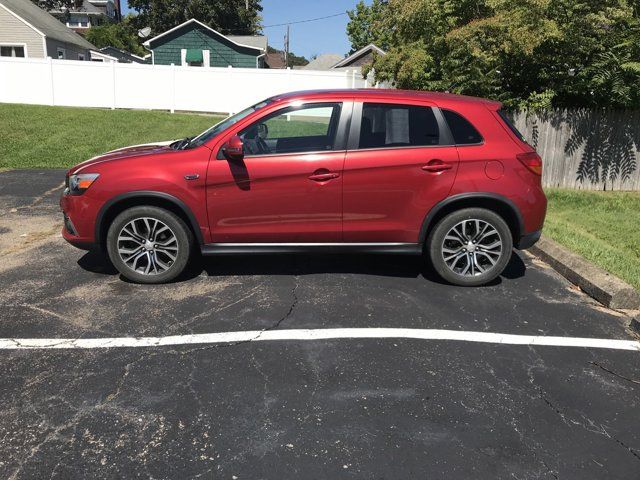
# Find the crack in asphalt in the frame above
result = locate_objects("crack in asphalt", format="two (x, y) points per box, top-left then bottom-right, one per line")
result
(536, 385), (640, 463)
(613, 438), (640, 462)
(590, 361), (640, 385)
(99, 274), (300, 410)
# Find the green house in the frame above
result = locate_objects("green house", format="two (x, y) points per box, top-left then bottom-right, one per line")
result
(143, 18), (267, 68)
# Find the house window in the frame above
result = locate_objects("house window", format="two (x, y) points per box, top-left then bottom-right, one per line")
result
(57, 48), (66, 60)
(67, 14), (89, 27)
(0, 45), (25, 58)
(185, 49), (203, 66)
(78, 53), (85, 61)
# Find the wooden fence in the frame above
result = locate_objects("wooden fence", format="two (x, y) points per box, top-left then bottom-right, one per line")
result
(509, 109), (640, 190)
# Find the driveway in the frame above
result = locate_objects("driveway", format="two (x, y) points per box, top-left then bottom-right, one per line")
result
(0, 169), (639, 479)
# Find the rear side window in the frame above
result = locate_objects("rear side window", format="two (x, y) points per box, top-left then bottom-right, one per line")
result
(442, 109), (483, 145)
(358, 103), (440, 149)
(497, 110), (526, 143)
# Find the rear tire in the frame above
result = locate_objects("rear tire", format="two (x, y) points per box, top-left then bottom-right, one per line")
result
(106, 206), (193, 284)
(427, 208), (512, 286)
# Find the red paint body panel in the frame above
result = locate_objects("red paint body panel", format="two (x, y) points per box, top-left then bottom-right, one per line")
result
(433, 97), (547, 234)
(62, 144), (211, 244)
(59, 88), (546, 252)
(206, 152), (345, 242)
(343, 146), (459, 242)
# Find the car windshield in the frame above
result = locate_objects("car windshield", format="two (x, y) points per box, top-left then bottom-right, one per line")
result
(187, 99), (272, 148)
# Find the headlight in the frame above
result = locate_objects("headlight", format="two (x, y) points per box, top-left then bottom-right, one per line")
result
(66, 173), (99, 195)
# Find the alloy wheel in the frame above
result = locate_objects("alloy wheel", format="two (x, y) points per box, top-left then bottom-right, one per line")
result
(441, 219), (503, 277)
(117, 217), (179, 275)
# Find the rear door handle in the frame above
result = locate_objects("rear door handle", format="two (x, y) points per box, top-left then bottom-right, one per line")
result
(309, 172), (340, 181)
(421, 160), (453, 173)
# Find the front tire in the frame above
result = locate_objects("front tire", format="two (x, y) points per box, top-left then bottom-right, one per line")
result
(106, 206), (193, 284)
(427, 208), (513, 286)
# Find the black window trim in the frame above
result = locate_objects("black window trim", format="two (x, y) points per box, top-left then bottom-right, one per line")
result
(496, 109), (526, 144)
(346, 101), (456, 152)
(231, 100), (354, 159)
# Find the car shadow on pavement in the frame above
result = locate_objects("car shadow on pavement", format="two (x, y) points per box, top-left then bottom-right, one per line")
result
(77, 249), (527, 286)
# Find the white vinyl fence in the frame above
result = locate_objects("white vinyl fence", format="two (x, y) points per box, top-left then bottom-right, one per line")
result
(0, 57), (376, 114)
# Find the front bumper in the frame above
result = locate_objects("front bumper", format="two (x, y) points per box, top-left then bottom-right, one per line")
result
(515, 230), (542, 250)
(60, 193), (97, 250)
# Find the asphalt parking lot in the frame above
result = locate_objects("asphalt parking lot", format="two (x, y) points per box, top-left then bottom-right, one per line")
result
(0, 169), (639, 479)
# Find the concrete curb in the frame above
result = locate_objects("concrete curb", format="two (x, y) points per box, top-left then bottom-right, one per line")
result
(631, 313), (640, 335)
(529, 235), (640, 310)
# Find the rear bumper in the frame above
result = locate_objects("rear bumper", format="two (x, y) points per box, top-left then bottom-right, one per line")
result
(515, 230), (541, 250)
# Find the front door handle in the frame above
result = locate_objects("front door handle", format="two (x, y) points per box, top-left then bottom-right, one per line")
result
(309, 172), (340, 182)
(421, 160), (453, 173)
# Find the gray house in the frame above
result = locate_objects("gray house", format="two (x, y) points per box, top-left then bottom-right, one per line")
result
(332, 44), (386, 70)
(0, 0), (95, 60)
(301, 44), (386, 73)
(95, 45), (147, 63)
(48, 0), (121, 33)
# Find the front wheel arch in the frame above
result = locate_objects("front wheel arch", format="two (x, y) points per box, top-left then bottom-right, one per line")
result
(96, 191), (203, 250)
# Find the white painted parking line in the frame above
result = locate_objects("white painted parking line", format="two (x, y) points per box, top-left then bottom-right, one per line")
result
(1, 328), (639, 351)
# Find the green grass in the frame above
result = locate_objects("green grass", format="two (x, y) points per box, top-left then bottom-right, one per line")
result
(0, 104), (223, 169)
(267, 119), (329, 138)
(544, 189), (640, 291)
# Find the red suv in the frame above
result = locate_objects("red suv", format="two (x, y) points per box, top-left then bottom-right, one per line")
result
(61, 89), (546, 286)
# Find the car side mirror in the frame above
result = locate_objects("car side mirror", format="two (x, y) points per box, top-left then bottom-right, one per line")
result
(223, 135), (244, 161)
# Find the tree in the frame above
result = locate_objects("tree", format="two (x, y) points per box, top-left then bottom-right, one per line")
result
(266, 46), (308, 68)
(85, 18), (147, 56)
(347, 0), (640, 108)
(346, 0), (390, 53)
(128, 0), (263, 36)
(31, 0), (75, 12)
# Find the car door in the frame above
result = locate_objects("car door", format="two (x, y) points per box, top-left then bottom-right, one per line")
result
(342, 101), (460, 243)
(206, 101), (351, 243)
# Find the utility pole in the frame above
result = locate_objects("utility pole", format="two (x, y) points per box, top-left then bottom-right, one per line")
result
(284, 24), (290, 68)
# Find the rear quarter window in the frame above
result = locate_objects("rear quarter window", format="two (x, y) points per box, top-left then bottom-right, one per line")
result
(442, 109), (483, 145)
(496, 110), (527, 143)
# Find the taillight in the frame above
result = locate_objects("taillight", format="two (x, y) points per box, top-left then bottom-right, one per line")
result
(517, 152), (543, 175)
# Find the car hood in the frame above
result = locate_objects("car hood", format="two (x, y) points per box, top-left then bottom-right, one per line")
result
(69, 140), (176, 174)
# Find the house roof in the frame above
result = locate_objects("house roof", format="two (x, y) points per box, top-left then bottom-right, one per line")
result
(54, 0), (103, 15)
(302, 53), (344, 70)
(0, 0), (95, 50)
(143, 18), (265, 52)
(265, 51), (285, 69)
(227, 35), (267, 52)
(332, 43), (386, 68)
(90, 49), (118, 61)
(99, 46), (146, 63)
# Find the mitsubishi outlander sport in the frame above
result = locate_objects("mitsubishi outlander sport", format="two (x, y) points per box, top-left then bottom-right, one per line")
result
(60, 89), (546, 286)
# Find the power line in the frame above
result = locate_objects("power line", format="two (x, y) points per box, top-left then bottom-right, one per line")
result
(219, 11), (348, 34)
(261, 12), (348, 29)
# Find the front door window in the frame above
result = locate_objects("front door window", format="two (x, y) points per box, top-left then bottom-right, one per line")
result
(238, 103), (343, 156)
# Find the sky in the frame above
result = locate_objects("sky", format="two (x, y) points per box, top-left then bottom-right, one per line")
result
(122, 0), (364, 59)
